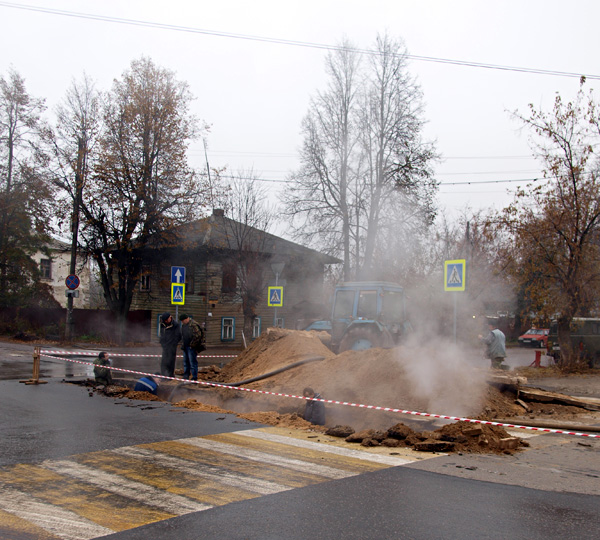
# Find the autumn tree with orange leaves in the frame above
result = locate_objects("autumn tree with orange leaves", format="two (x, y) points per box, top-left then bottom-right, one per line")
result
(500, 81), (600, 367)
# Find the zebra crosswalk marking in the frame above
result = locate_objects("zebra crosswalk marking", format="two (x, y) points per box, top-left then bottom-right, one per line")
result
(112, 446), (291, 495)
(0, 463), (171, 531)
(0, 427), (420, 540)
(202, 431), (394, 473)
(0, 484), (114, 540)
(237, 428), (417, 465)
(41, 459), (211, 514)
(139, 440), (329, 489)
(180, 435), (355, 479)
(0, 506), (61, 540)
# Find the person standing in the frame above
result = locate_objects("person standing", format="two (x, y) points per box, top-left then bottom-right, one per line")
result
(302, 387), (326, 426)
(479, 321), (507, 369)
(159, 312), (181, 377)
(179, 314), (204, 381)
(93, 351), (113, 386)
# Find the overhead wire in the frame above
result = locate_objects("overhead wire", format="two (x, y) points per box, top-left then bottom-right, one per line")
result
(1, 1), (600, 80)
(2, 1), (595, 192)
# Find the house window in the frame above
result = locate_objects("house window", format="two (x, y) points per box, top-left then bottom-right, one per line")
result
(252, 317), (261, 339)
(186, 265), (195, 294)
(140, 267), (151, 291)
(221, 317), (235, 341)
(275, 317), (284, 329)
(40, 259), (52, 279)
(221, 262), (237, 293)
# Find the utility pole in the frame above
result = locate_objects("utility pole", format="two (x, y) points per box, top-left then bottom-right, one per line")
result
(65, 138), (84, 341)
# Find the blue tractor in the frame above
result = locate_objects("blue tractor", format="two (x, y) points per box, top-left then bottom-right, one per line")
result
(329, 282), (410, 353)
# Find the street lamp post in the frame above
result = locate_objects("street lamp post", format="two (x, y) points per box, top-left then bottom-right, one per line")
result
(271, 261), (285, 328)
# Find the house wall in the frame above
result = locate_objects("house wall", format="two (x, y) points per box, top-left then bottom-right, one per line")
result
(130, 253), (327, 348)
(32, 248), (93, 309)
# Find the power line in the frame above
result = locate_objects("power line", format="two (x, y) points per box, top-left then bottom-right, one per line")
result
(214, 173), (550, 186)
(2, 1), (600, 80)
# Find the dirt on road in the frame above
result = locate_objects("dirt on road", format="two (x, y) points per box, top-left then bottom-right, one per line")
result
(96, 328), (600, 456)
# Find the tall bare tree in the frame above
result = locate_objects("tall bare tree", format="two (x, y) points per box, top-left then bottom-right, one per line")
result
(0, 68), (54, 306)
(284, 39), (362, 280)
(220, 172), (275, 340)
(501, 82), (600, 366)
(357, 34), (437, 278)
(284, 34), (437, 281)
(78, 57), (209, 343)
(46, 74), (101, 337)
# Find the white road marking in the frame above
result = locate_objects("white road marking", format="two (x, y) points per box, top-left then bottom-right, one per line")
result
(235, 429), (419, 465)
(0, 484), (114, 540)
(112, 446), (290, 495)
(179, 436), (354, 479)
(41, 459), (211, 514)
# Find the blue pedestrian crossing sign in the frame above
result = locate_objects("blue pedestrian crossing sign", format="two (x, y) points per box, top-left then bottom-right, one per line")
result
(171, 266), (185, 284)
(444, 259), (466, 291)
(268, 286), (283, 307)
(171, 283), (185, 305)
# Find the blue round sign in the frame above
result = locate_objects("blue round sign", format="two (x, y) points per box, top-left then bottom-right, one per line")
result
(65, 274), (80, 290)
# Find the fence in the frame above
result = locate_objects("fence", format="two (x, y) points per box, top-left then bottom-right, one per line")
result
(0, 307), (152, 342)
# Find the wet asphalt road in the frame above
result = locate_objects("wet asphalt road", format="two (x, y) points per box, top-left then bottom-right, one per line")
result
(1, 340), (600, 539)
(2, 378), (599, 539)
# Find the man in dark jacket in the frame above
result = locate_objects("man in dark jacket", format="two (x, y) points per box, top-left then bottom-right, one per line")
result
(179, 314), (204, 381)
(93, 351), (112, 386)
(303, 387), (326, 426)
(159, 312), (181, 377)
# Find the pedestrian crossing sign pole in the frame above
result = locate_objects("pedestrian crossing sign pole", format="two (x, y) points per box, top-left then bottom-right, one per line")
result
(444, 259), (466, 343)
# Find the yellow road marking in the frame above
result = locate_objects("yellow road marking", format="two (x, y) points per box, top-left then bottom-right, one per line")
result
(0, 507), (61, 540)
(0, 464), (171, 531)
(0, 426), (423, 539)
(203, 431), (393, 473)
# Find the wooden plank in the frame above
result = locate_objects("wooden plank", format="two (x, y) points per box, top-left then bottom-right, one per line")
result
(517, 387), (600, 410)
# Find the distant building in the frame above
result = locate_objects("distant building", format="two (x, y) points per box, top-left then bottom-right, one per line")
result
(32, 239), (96, 309)
(130, 209), (339, 347)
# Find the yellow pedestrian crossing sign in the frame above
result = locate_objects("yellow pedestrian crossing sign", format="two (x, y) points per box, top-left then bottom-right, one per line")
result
(268, 286), (283, 307)
(171, 283), (185, 305)
(444, 259), (466, 291)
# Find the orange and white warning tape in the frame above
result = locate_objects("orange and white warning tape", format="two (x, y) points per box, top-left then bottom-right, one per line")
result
(42, 354), (600, 439)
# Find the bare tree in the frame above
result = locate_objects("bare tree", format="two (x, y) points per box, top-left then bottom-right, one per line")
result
(357, 34), (437, 278)
(284, 34), (437, 281)
(0, 68), (54, 306)
(221, 171), (275, 340)
(284, 39), (362, 280)
(46, 74), (101, 337)
(78, 57), (210, 343)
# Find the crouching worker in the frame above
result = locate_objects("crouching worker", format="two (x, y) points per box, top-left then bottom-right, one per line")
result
(134, 375), (158, 395)
(303, 387), (326, 426)
(93, 351), (113, 386)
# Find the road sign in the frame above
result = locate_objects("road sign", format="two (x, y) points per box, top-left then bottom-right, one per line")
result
(171, 266), (186, 284)
(444, 259), (466, 291)
(268, 286), (283, 307)
(171, 283), (185, 305)
(65, 274), (80, 290)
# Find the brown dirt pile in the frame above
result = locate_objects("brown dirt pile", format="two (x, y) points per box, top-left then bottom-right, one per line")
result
(326, 421), (527, 454)
(214, 328), (496, 422)
(94, 330), (597, 454)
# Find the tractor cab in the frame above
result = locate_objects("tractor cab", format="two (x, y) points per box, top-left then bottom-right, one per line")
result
(330, 282), (409, 352)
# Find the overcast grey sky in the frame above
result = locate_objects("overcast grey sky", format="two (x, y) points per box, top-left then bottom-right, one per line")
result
(1, 0), (599, 227)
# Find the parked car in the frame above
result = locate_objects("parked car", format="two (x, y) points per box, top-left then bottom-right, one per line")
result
(518, 328), (549, 348)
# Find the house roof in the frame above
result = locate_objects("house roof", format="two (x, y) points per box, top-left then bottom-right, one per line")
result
(149, 210), (341, 265)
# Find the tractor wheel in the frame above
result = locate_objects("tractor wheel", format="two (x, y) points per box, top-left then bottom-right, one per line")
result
(339, 326), (384, 353)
